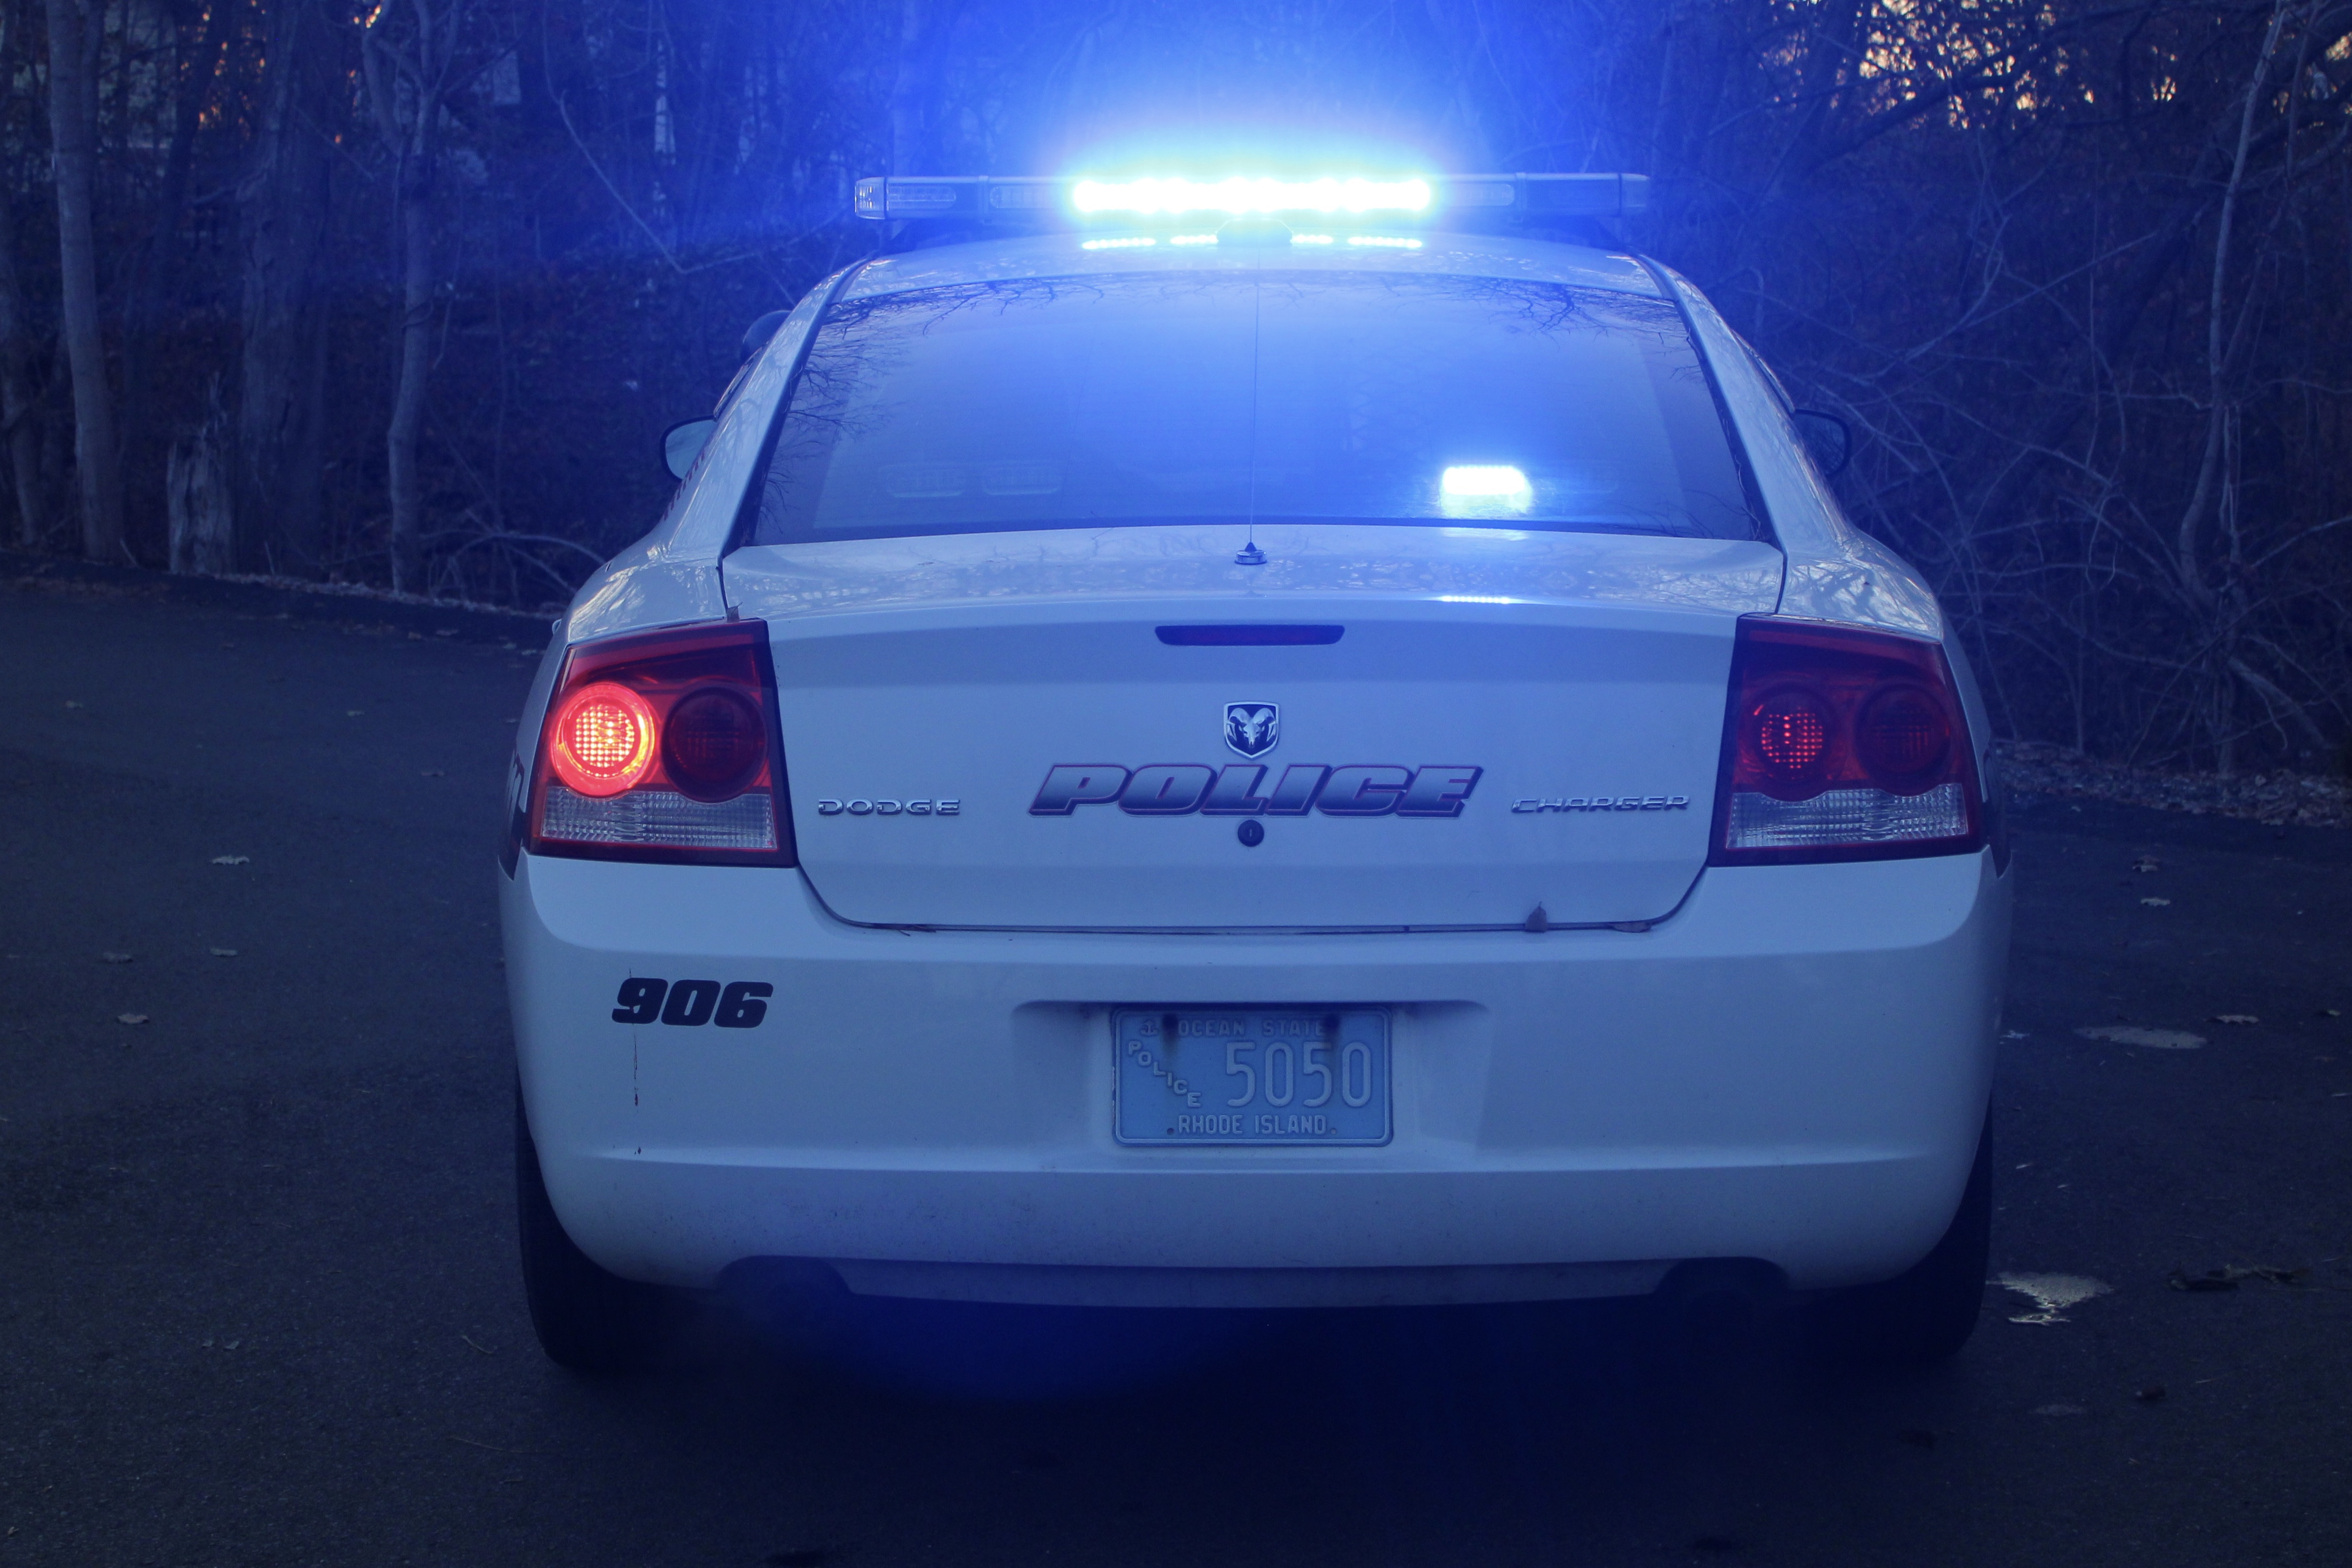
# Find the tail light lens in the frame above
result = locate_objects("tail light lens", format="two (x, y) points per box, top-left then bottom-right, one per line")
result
(1710, 617), (1981, 865)
(526, 620), (796, 866)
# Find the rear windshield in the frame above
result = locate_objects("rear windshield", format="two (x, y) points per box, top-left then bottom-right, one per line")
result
(749, 270), (1756, 545)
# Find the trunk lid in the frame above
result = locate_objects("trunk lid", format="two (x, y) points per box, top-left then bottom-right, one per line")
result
(726, 524), (1782, 930)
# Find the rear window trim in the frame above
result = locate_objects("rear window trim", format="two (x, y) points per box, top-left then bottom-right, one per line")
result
(722, 259), (877, 558)
(1633, 258), (1781, 549)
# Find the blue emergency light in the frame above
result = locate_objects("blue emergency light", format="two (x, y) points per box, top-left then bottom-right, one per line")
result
(851, 172), (1649, 226)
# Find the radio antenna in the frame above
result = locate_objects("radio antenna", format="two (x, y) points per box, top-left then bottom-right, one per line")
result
(1236, 259), (1267, 567)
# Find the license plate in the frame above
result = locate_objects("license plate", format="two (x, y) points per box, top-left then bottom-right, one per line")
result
(1114, 1007), (1391, 1146)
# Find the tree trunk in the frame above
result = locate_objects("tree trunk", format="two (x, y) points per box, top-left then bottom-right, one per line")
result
(235, 0), (338, 575)
(386, 172), (432, 593)
(120, 0), (234, 521)
(43, 0), (123, 563)
(889, 0), (935, 173)
(0, 188), (50, 549)
(167, 375), (233, 575)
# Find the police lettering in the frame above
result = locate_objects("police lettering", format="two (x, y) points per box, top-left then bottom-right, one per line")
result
(1030, 763), (1481, 817)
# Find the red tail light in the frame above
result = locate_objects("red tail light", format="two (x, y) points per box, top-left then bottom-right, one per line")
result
(526, 620), (796, 866)
(1710, 617), (1981, 865)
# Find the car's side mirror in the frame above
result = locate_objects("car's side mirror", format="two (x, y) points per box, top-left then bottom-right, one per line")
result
(661, 417), (718, 481)
(740, 309), (791, 362)
(1790, 409), (1852, 477)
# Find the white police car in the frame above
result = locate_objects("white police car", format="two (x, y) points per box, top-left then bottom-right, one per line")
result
(500, 173), (2011, 1371)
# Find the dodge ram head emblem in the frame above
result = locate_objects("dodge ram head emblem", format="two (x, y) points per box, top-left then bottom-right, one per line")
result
(1223, 702), (1279, 758)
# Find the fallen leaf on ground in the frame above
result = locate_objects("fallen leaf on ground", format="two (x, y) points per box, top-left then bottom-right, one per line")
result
(2169, 1268), (2236, 1292)
(62, 700), (83, 709)
(2214, 1263), (2308, 1286)
(100, 951), (132, 964)
(2000, 1272), (2113, 1324)
(2004, 1029), (2030, 1039)
(420, 769), (445, 778)
(2140, 896), (2172, 907)
(116, 1013), (148, 1026)
(209, 947), (237, 957)
(209, 854), (250, 866)
(2209, 1014), (2259, 1026)
(345, 709), (363, 717)
(2135, 1384), (2166, 1402)
(2133, 855), (2161, 872)
(2076, 1025), (2204, 1050)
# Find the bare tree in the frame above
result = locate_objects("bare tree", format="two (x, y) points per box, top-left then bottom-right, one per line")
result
(235, 0), (340, 575)
(43, 0), (121, 561)
(119, 0), (237, 516)
(362, 0), (469, 593)
(0, 0), (48, 549)
(0, 183), (47, 548)
(0, 0), (2340, 775)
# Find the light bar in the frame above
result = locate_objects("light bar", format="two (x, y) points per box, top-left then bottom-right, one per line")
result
(1070, 177), (1429, 216)
(852, 173), (1649, 225)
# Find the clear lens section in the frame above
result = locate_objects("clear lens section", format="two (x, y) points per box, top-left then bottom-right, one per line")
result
(1725, 782), (1967, 850)
(539, 785), (777, 851)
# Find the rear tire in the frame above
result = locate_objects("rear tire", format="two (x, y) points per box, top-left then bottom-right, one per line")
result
(515, 1087), (677, 1372)
(1802, 1115), (1992, 1367)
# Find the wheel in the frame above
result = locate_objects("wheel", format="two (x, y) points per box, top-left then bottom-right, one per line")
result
(515, 1085), (678, 1372)
(1802, 1114), (1992, 1366)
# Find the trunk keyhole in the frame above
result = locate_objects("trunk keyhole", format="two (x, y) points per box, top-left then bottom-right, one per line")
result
(1236, 820), (1265, 847)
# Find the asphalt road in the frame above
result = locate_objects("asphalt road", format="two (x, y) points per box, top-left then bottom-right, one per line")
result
(4, 574), (2349, 1568)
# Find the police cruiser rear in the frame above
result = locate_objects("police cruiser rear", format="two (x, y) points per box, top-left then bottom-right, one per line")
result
(499, 171), (2012, 1371)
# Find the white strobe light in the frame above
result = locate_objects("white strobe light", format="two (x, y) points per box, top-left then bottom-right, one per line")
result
(1441, 465), (1532, 498)
(1070, 177), (1432, 217)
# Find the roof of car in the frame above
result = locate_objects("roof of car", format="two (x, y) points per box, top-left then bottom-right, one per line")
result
(839, 228), (1663, 302)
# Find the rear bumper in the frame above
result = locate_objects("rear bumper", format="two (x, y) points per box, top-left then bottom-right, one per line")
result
(502, 849), (2010, 1302)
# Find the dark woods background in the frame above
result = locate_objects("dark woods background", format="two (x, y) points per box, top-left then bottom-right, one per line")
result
(2, 0), (2348, 773)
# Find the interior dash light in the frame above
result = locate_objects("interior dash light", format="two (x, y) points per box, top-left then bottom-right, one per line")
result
(1070, 177), (1431, 217)
(1441, 466), (1531, 498)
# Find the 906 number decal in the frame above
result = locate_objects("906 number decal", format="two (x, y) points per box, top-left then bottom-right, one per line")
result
(612, 977), (772, 1028)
